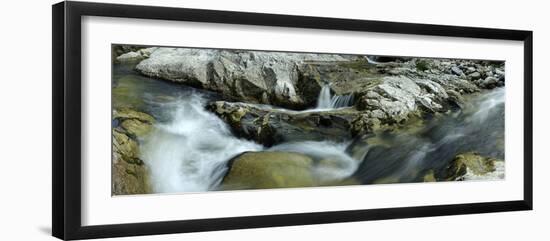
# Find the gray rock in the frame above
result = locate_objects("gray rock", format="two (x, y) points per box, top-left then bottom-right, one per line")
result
(451, 66), (463, 76)
(116, 47), (158, 63)
(136, 48), (347, 109)
(133, 49), (504, 137)
(469, 72), (481, 80)
(481, 76), (499, 88)
(356, 76), (448, 122)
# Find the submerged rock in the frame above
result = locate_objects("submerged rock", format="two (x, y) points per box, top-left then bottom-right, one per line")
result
(221, 151), (316, 190)
(111, 108), (156, 195)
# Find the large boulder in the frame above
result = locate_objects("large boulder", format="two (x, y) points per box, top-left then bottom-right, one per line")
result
(135, 48), (348, 109)
(221, 151), (316, 190)
(111, 108), (156, 195)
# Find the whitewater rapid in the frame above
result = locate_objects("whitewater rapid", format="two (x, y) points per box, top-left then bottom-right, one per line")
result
(140, 92), (360, 193)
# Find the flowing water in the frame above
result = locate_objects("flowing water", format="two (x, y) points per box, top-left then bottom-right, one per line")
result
(114, 64), (360, 193)
(352, 87), (505, 183)
(316, 84), (355, 109)
(113, 63), (505, 193)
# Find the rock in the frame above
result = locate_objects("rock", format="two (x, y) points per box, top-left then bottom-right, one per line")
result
(221, 151), (316, 189)
(115, 47), (158, 63)
(495, 68), (505, 77)
(439, 152), (502, 181)
(451, 66), (464, 76)
(112, 129), (151, 195)
(111, 108), (156, 195)
(422, 170), (437, 182)
(113, 108), (155, 138)
(135, 49), (504, 136)
(355, 76), (447, 123)
(468, 72), (481, 80)
(116, 51), (144, 63)
(207, 101), (356, 146)
(113, 45), (143, 57)
(135, 48), (347, 109)
(480, 76), (500, 88)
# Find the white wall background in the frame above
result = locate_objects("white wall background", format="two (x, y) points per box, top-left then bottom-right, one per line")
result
(0, 0), (547, 240)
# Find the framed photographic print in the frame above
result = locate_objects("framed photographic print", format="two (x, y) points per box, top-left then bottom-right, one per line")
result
(52, 1), (533, 240)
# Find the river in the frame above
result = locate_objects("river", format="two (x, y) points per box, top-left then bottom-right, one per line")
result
(113, 63), (505, 193)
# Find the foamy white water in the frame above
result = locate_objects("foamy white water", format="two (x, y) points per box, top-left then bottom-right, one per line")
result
(140, 93), (360, 193)
(140, 93), (263, 193)
(269, 141), (360, 181)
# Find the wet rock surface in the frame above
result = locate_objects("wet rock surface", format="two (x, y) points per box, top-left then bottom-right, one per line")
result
(111, 108), (155, 195)
(207, 101), (355, 146)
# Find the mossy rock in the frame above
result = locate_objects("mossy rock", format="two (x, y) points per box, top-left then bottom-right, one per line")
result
(440, 152), (500, 181)
(221, 151), (315, 190)
(113, 108), (155, 138)
(120, 119), (153, 137)
(112, 129), (139, 159)
(112, 127), (151, 195)
(422, 170), (437, 182)
(112, 157), (151, 195)
(114, 108), (155, 123)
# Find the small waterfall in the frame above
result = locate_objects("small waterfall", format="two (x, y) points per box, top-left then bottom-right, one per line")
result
(316, 84), (354, 109)
(331, 94), (354, 108)
(316, 84), (333, 109)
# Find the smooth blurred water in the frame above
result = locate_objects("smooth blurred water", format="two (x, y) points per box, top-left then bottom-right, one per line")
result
(352, 88), (505, 184)
(316, 84), (355, 109)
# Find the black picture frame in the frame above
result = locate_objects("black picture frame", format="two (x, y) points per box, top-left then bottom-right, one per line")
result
(52, 1), (533, 240)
